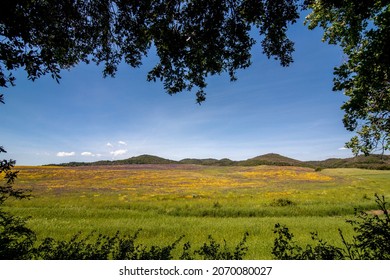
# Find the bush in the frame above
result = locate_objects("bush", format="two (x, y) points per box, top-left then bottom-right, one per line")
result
(34, 230), (184, 260)
(191, 232), (249, 260)
(32, 230), (249, 260)
(272, 194), (390, 260)
(272, 224), (344, 260)
(271, 198), (295, 207)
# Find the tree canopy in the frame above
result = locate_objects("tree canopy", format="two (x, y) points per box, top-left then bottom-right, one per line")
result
(304, 0), (390, 156)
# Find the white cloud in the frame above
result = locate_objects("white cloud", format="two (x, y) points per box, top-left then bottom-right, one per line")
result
(56, 151), (75, 157)
(110, 149), (127, 157)
(118, 141), (127, 146)
(81, 152), (94, 156)
(338, 147), (348, 150)
(106, 142), (113, 147)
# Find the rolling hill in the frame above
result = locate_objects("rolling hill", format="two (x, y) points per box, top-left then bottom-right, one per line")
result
(49, 153), (390, 170)
(237, 153), (303, 166)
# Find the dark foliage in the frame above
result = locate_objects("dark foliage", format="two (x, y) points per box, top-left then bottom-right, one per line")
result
(272, 223), (344, 260)
(192, 232), (249, 260)
(271, 198), (295, 207)
(34, 230), (184, 260)
(32, 230), (248, 260)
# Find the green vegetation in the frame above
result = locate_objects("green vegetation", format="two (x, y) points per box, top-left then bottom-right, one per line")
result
(3, 164), (390, 259)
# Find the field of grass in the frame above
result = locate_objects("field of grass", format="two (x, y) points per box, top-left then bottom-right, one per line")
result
(4, 164), (390, 259)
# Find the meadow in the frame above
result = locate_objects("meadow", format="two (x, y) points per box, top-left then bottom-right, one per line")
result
(4, 164), (390, 259)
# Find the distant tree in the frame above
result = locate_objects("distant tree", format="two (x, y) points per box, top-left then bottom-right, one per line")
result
(304, 0), (390, 157)
(0, 0), (299, 104)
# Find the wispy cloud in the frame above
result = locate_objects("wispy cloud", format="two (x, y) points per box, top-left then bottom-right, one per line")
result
(110, 149), (127, 157)
(118, 141), (127, 146)
(56, 151), (75, 157)
(338, 147), (348, 150)
(106, 142), (113, 147)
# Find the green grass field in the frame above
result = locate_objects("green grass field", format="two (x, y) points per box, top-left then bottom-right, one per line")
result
(4, 164), (390, 259)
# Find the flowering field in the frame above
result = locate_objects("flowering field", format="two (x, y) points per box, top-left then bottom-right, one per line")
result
(5, 164), (390, 259)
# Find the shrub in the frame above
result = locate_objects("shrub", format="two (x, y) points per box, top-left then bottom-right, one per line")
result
(192, 232), (249, 260)
(272, 224), (344, 260)
(32, 230), (249, 260)
(34, 230), (184, 260)
(271, 198), (295, 207)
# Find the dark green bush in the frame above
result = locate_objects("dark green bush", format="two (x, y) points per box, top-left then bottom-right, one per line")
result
(32, 230), (249, 260)
(272, 224), (344, 260)
(192, 232), (249, 260)
(271, 198), (295, 207)
(34, 230), (184, 260)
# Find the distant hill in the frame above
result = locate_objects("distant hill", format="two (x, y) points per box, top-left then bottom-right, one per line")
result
(48, 153), (390, 170)
(115, 154), (176, 165)
(305, 154), (390, 170)
(238, 153), (303, 166)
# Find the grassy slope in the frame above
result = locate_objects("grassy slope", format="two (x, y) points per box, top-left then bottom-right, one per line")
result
(5, 165), (390, 259)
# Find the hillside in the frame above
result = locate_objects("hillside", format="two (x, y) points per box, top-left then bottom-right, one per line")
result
(115, 154), (176, 165)
(306, 154), (390, 170)
(48, 153), (390, 170)
(238, 153), (303, 166)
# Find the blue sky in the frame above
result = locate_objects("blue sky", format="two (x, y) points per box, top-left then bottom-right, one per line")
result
(1, 17), (354, 165)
